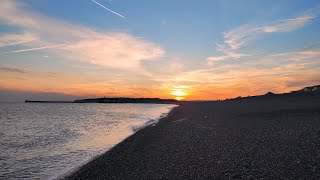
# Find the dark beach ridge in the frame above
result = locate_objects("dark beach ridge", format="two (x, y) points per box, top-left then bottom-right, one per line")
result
(65, 94), (320, 179)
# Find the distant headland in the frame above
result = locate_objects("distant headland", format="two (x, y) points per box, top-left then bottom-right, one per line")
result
(25, 97), (178, 104)
(74, 97), (177, 104)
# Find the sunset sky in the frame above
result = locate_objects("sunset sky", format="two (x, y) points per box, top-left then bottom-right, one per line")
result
(0, 0), (320, 101)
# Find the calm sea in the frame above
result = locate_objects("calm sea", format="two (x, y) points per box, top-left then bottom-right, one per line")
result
(0, 103), (177, 180)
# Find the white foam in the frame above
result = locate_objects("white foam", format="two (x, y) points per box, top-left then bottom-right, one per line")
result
(133, 105), (178, 132)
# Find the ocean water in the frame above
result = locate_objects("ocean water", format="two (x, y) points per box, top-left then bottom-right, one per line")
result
(0, 103), (177, 180)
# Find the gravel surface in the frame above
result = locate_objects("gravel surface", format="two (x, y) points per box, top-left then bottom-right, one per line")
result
(65, 94), (320, 179)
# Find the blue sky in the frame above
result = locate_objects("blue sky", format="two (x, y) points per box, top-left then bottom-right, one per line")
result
(24, 0), (318, 56)
(0, 0), (320, 101)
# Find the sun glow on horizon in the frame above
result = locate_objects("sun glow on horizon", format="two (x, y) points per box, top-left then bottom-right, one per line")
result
(175, 96), (185, 100)
(171, 89), (187, 101)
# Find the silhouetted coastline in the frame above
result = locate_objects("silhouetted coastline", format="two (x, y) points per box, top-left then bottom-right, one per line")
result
(25, 97), (177, 104)
(73, 97), (178, 104)
(25, 100), (74, 103)
(25, 85), (320, 104)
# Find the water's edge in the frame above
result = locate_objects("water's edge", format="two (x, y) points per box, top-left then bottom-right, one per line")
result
(53, 105), (179, 180)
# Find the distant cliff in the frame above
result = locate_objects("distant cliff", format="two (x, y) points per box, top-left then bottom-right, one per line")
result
(74, 97), (178, 104)
(225, 84), (320, 102)
(291, 85), (320, 93)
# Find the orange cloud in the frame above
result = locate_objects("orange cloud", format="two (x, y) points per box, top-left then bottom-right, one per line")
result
(63, 34), (165, 70)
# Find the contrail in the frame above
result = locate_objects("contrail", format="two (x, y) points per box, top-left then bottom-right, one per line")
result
(91, 0), (126, 19)
(0, 40), (34, 48)
(0, 44), (64, 55)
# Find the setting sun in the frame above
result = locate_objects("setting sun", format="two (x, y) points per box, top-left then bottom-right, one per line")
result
(171, 90), (185, 97)
(171, 89), (186, 100)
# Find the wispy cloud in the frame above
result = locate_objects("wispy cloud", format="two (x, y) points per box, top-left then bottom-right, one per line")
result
(0, 0), (164, 72)
(0, 66), (27, 73)
(63, 34), (164, 69)
(91, 0), (126, 19)
(224, 16), (315, 50)
(207, 15), (316, 65)
(206, 55), (229, 65)
(261, 16), (315, 33)
(276, 16), (315, 22)
(271, 48), (320, 61)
